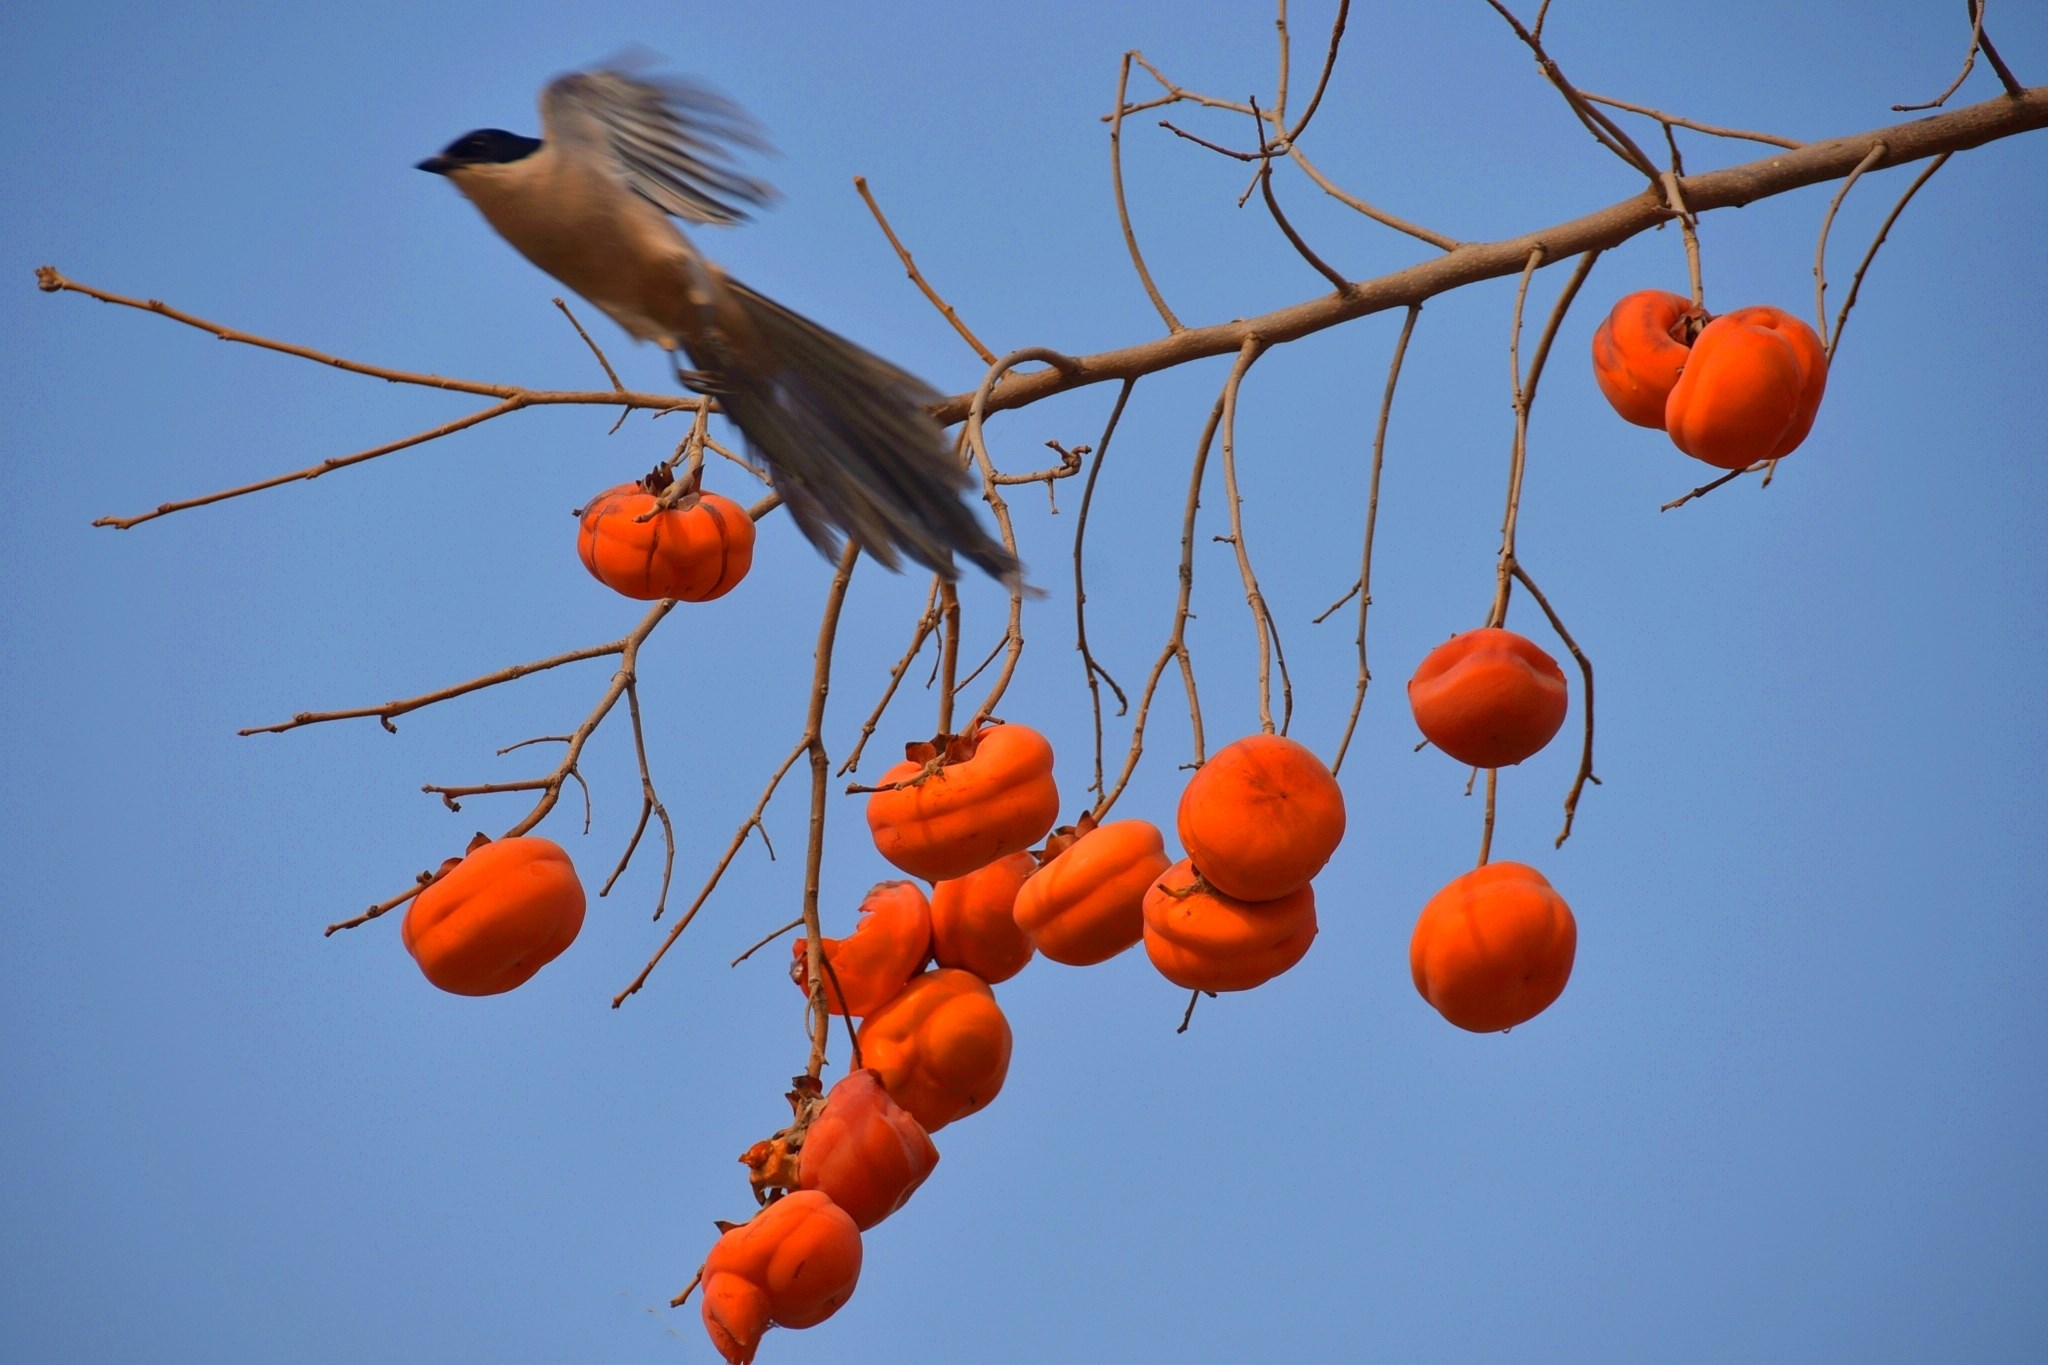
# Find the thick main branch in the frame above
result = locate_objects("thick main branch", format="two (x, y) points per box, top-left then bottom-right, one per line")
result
(931, 88), (2046, 424)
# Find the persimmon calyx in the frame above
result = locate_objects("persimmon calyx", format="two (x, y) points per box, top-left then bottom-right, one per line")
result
(738, 1075), (828, 1205)
(1035, 810), (1102, 864)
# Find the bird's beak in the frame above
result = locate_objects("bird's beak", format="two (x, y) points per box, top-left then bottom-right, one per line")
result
(416, 155), (454, 176)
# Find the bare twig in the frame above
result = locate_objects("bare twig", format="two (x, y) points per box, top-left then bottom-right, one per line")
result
(1482, 1), (1663, 181)
(838, 579), (942, 776)
(1814, 143), (1889, 337)
(1330, 304), (1419, 775)
(853, 175), (999, 365)
(1830, 154), (1951, 361)
(1111, 53), (1187, 333)
(1250, 98), (1353, 293)
(551, 296), (633, 435)
(1075, 381), (1138, 803)
(1509, 562), (1598, 847)
(730, 917), (804, 968)
(1099, 344), (1264, 814)
(598, 679), (677, 924)
(1581, 91), (1804, 149)
(1215, 336), (1289, 733)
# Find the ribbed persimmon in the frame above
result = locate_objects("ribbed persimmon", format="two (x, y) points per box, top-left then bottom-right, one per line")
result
(1012, 815), (1169, 966)
(1409, 861), (1577, 1033)
(929, 851), (1037, 983)
(1142, 859), (1318, 992)
(1591, 289), (1709, 428)
(854, 968), (1012, 1132)
(1407, 628), (1568, 769)
(866, 725), (1060, 883)
(795, 1070), (940, 1231)
(1664, 305), (1828, 469)
(401, 834), (585, 996)
(576, 473), (755, 602)
(1176, 735), (1345, 902)
(698, 1189), (862, 1365)
(791, 880), (932, 1017)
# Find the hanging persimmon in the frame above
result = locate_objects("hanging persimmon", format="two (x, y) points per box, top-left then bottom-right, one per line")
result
(576, 468), (755, 602)
(794, 1070), (940, 1231)
(1175, 735), (1345, 902)
(1141, 859), (1319, 992)
(1664, 305), (1828, 468)
(854, 968), (1013, 1133)
(929, 851), (1037, 983)
(1407, 627), (1569, 770)
(865, 725), (1061, 883)
(698, 1189), (863, 1365)
(1011, 814), (1169, 966)
(400, 833), (585, 996)
(1409, 861), (1577, 1033)
(1591, 289), (1710, 429)
(790, 880), (933, 1018)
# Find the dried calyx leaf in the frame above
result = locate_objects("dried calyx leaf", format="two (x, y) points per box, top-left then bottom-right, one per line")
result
(738, 1075), (827, 1205)
(1034, 809), (1102, 867)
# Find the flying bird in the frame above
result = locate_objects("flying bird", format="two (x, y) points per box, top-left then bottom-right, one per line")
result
(418, 62), (1020, 586)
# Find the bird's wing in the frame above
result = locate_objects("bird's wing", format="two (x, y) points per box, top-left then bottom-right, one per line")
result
(540, 64), (776, 226)
(705, 279), (1022, 586)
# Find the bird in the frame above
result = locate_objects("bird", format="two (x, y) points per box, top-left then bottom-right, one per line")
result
(417, 60), (1021, 586)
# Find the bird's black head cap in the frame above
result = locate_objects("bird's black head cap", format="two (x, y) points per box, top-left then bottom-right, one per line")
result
(417, 129), (542, 175)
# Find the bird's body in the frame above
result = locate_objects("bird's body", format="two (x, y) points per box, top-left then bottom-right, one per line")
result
(420, 65), (1019, 585)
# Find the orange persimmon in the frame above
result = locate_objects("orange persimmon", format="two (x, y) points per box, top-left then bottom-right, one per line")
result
(1011, 814), (1169, 966)
(1176, 735), (1345, 902)
(699, 1189), (863, 1364)
(855, 968), (1012, 1133)
(401, 834), (585, 996)
(866, 725), (1060, 883)
(1409, 861), (1577, 1033)
(1407, 627), (1569, 770)
(796, 1070), (940, 1231)
(791, 881), (932, 1017)
(929, 851), (1037, 983)
(1142, 859), (1318, 992)
(1664, 305), (1828, 469)
(576, 471), (755, 602)
(1591, 289), (1709, 428)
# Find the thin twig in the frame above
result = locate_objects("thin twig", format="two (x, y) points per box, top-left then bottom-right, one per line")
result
(853, 175), (999, 364)
(1830, 153), (1951, 360)
(730, 917), (804, 968)
(1215, 336), (1287, 733)
(1509, 562), (1598, 847)
(1099, 346), (1261, 814)
(1330, 305), (1419, 775)
(1075, 381), (1138, 803)
(838, 579), (943, 776)
(1894, 0), (1991, 111)
(598, 679), (678, 924)
(1477, 767), (1499, 866)
(1481, 2), (1662, 180)
(1249, 98), (1353, 292)
(1813, 143), (1889, 337)
(551, 297), (633, 435)
(1580, 91), (1804, 149)
(1111, 54), (1186, 333)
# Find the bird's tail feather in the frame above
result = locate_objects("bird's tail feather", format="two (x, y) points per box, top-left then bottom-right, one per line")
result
(705, 279), (1022, 587)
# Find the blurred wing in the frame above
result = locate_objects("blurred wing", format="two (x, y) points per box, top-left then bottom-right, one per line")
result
(540, 64), (776, 225)
(706, 280), (1022, 586)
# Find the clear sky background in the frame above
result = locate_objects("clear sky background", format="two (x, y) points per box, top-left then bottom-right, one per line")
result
(5, 2), (2045, 1361)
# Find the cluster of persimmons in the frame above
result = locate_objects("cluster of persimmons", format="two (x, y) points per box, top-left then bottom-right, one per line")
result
(390, 284), (1829, 1360)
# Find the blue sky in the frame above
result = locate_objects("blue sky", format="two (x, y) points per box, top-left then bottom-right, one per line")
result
(5, 2), (2045, 1361)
